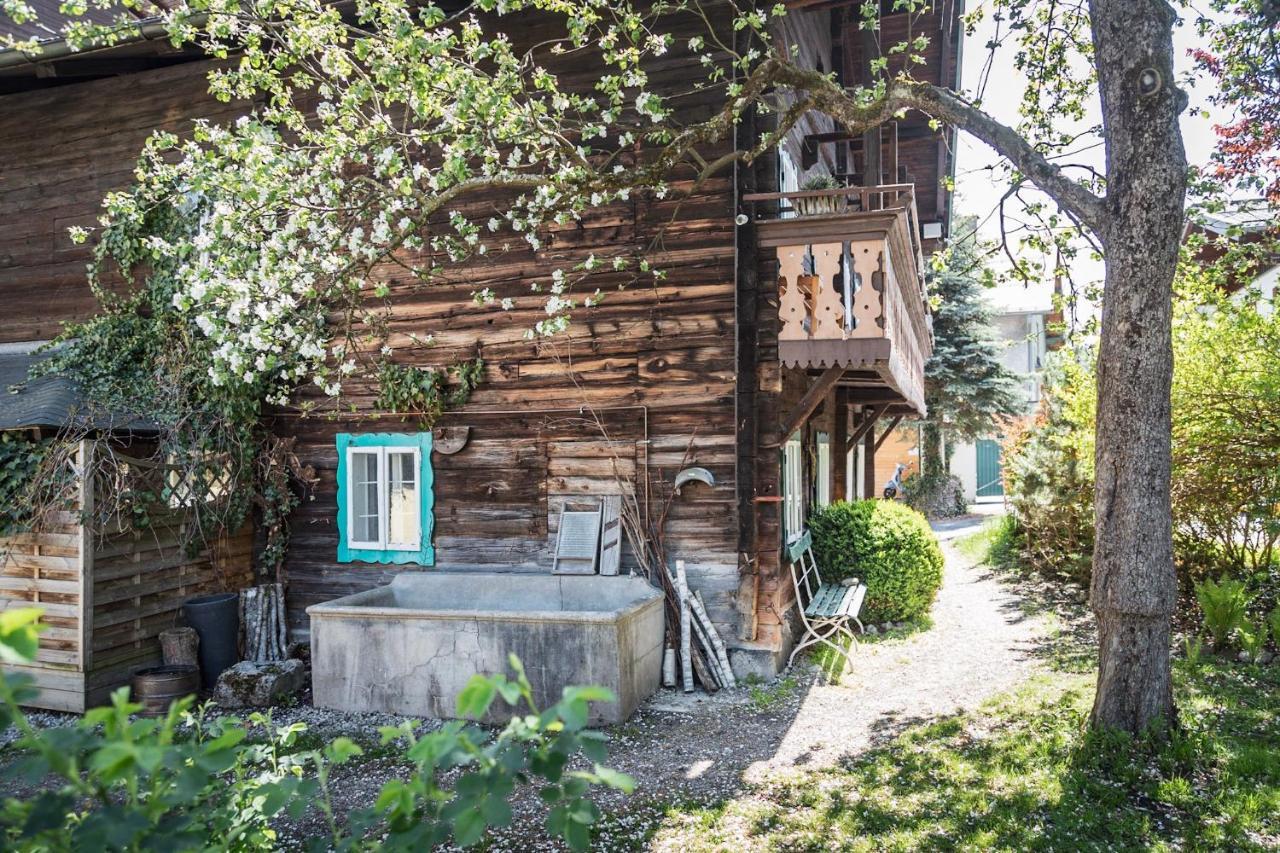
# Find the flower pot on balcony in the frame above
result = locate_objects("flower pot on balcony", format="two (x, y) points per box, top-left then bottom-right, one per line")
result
(795, 196), (838, 217)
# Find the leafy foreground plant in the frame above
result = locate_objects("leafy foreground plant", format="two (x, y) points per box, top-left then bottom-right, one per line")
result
(1195, 577), (1254, 651)
(0, 609), (632, 851)
(643, 661), (1280, 852)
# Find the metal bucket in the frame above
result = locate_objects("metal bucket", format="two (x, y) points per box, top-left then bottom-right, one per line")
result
(132, 665), (200, 717)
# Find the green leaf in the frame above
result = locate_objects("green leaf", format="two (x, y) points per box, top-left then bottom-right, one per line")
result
(593, 764), (635, 793)
(456, 676), (498, 719)
(0, 608), (44, 664)
(452, 806), (487, 847)
(324, 737), (364, 765)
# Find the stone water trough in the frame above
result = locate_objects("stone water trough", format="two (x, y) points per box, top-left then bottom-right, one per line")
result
(307, 573), (664, 724)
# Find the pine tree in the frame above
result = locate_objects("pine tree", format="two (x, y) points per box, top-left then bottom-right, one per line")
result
(921, 221), (1023, 479)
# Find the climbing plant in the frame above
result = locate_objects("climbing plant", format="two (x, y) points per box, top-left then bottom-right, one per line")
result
(376, 358), (486, 425)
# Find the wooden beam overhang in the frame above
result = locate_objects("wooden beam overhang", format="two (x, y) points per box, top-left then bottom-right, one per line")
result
(873, 414), (905, 451)
(776, 365), (844, 443)
(844, 403), (886, 456)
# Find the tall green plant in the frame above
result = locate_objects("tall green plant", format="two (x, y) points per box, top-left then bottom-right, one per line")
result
(1194, 578), (1253, 650)
(921, 219), (1023, 477)
(1001, 349), (1096, 584)
(0, 612), (632, 851)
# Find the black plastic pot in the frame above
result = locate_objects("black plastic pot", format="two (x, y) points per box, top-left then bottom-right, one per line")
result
(182, 592), (239, 690)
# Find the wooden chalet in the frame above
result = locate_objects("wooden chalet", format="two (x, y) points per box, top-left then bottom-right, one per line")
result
(0, 0), (960, 705)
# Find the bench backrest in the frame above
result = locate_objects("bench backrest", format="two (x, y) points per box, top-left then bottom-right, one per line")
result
(786, 530), (824, 605)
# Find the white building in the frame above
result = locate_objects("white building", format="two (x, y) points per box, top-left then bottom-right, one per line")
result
(949, 283), (1054, 503)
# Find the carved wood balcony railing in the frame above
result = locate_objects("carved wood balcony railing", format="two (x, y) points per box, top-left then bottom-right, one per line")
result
(744, 184), (933, 415)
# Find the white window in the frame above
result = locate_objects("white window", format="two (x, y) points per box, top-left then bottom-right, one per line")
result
(345, 445), (422, 551)
(782, 435), (805, 542)
(815, 432), (831, 508)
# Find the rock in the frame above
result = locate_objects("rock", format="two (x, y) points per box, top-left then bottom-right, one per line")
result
(865, 625), (879, 636)
(213, 660), (306, 708)
(1257, 651), (1273, 665)
(1237, 651), (1252, 663)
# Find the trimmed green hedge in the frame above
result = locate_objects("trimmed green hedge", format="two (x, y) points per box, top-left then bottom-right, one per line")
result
(808, 500), (944, 622)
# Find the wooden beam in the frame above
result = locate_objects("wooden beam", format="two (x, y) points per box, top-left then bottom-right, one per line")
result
(831, 389), (848, 502)
(863, 421), (878, 499)
(777, 366), (844, 442)
(843, 404), (885, 457)
(873, 415), (904, 452)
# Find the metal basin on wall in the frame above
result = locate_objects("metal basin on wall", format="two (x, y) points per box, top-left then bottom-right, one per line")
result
(306, 572), (665, 724)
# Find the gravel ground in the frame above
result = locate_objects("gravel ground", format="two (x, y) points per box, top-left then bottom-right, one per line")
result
(1, 513), (1062, 850)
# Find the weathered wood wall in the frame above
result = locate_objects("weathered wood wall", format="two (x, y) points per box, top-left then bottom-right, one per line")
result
(0, 59), (243, 344)
(273, 7), (748, 643)
(0, 4), (876, 670)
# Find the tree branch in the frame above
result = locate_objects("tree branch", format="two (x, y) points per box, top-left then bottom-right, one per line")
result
(752, 57), (1110, 235)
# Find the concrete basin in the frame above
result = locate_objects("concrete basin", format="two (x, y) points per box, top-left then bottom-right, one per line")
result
(307, 572), (664, 724)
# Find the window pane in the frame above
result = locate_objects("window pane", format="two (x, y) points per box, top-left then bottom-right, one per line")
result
(387, 451), (419, 547)
(351, 452), (380, 543)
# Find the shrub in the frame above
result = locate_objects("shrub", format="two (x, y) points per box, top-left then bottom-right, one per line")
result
(902, 472), (967, 519)
(0, 609), (631, 851)
(1268, 606), (1280, 648)
(1001, 351), (1096, 586)
(1194, 577), (1253, 650)
(808, 500), (944, 622)
(1171, 276), (1280, 584)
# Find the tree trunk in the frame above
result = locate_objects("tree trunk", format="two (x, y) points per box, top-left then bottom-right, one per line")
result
(922, 421), (944, 478)
(1087, 0), (1187, 733)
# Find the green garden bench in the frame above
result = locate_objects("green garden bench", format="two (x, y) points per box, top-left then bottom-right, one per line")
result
(787, 530), (866, 669)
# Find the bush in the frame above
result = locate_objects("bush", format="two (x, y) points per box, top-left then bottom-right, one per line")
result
(1001, 351), (1096, 586)
(808, 500), (944, 622)
(0, 608), (632, 851)
(902, 472), (967, 519)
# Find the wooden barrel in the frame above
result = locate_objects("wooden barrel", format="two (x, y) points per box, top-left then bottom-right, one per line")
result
(132, 665), (200, 717)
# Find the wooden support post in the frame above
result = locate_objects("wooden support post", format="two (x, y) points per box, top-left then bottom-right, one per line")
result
(831, 390), (848, 502)
(863, 410), (881, 499)
(776, 365), (844, 443)
(845, 404), (885, 457)
(860, 24), (882, 204)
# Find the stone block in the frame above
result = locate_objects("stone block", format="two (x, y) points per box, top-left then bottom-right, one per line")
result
(212, 659), (306, 708)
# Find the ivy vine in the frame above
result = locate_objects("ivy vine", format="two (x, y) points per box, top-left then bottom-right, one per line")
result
(0, 432), (56, 538)
(376, 358), (485, 426)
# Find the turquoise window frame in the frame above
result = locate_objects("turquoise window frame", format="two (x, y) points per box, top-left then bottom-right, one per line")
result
(336, 432), (435, 565)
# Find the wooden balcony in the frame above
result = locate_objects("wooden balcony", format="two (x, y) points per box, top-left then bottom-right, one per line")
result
(745, 184), (933, 416)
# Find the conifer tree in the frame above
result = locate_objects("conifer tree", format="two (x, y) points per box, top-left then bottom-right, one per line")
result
(921, 222), (1022, 480)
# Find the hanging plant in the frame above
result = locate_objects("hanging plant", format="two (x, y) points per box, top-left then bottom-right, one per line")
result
(375, 357), (485, 427)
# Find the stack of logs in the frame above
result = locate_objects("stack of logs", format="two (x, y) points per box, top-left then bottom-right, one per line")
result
(669, 560), (736, 692)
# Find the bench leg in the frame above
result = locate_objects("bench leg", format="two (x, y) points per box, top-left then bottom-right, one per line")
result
(790, 619), (855, 671)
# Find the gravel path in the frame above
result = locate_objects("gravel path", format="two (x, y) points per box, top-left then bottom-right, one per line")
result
(596, 515), (1050, 793)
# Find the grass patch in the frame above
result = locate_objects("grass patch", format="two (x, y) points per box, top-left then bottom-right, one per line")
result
(745, 675), (800, 711)
(954, 514), (1021, 568)
(646, 657), (1280, 851)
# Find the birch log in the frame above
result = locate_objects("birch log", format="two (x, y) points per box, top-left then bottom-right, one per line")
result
(688, 601), (727, 688)
(241, 583), (289, 662)
(692, 590), (737, 688)
(675, 561), (693, 692)
(690, 645), (719, 693)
